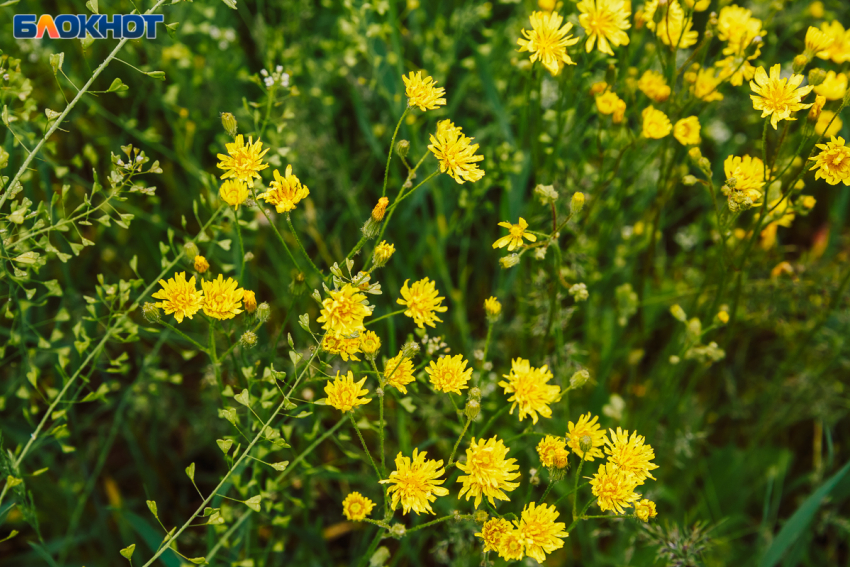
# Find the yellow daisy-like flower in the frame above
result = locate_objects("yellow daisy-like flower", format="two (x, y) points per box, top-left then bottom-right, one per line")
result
(492, 217), (537, 251)
(516, 11), (581, 76)
(325, 371), (371, 412)
(595, 91), (623, 115)
(577, 0), (631, 56)
(515, 501), (569, 563)
(402, 71), (447, 112)
(201, 275), (245, 320)
(428, 120), (485, 184)
(359, 330), (381, 356)
(604, 427), (659, 483)
(566, 412), (606, 461)
(612, 98), (627, 124)
(815, 110), (843, 137)
(426, 354), (473, 394)
(321, 334), (362, 362)
(641, 106), (672, 139)
(380, 448), (449, 515)
(638, 70), (671, 103)
(673, 116), (701, 146)
(257, 165), (310, 213)
(216, 134), (269, 187)
(816, 21), (850, 64)
(499, 358), (560, 424)
(805, 26), (834, 56)
(686, 66), (724, 102)
(342, 492), (375, 521)
(193, 255), (209, 274)
(475, 518), (513, 553)
(750, 64), (814, 130)
(384, 352), (416, 393)
(456, 436), (521, 508)
(373, 241), (396, 265)
(536, 435), (570, 469)
(484, 296), (502, 317)
(243, 290), (257, 313)
(724, 154), (765, 206)
(716, 4), (764, 53)
(590, 462), (640, 514)
(635, 498), (658, 522)
(715, 54), (759, 88)
(397, 277), (448, 329)
(809, 136), (850, 186)
(813, 71), (847, 101)
(152, 272), (204, 324)
(317, 284), (372, 338)
(219, 179), (248, 210)
(645, 0), (698, 49)
(497, 529), (526, 561)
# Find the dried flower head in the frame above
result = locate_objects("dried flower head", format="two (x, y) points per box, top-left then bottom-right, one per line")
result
(456, 436), (521, 508)
(152, 272), (204, 323)
(517, 11), (580, 76)
(325, 371), (371, 412)
(380, 449), (449, 515)
(258, 165), (310, 213)
(499, 358), (560, 424)
(397, 277), (448, 328)
(402, 71), (447, 112)
(217, 134), (269, 187)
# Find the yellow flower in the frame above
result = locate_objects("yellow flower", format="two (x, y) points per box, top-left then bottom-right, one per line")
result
(342, 492), (375, 521)
(456, 436), (521, 508)
(638, 70), (671, 103)
(716, 4), (764, 53)
(384, 352), (416, 393)
(595, 91), (623, 115)
(492, 217), (537, 251)
(322, 334), (362, 362)
(673, 116), (701, 146)
(402, 71), (447, 112)
(397, 277), (448, 329)
(428, 120), (485, 184)
(515, 501), (569, 563)
(577, 0), (631, 56)
(715, 54), (758, 88)
(497, 529), (526, 561)
(201, 274), (245, 320)
(243, 290), (257, 313)
(566, 412), (606, 461)
(750, 64), (813, 130)
(813, 71), (847, 101)
(612, 98), (627, 124)
(219, 179), (249, 210)
(802, 196), (817, 209)
(517, 11), (581, 76)
(815, 110), (843, 137)
(475, 518), (513, 553)
(536, 435), (570, 469)
(372, 197), (389, 221)
(723, 155), (765, 207)
(499, 358), (560, 424)
(373, 241), (395, 266)
(193, 255), (209, 274)
(604, 427), (659, 483)
(380, 449), (449, 515)
(809, 136), (850, 186)
(325, 371), (371, 412)
(816, 21), (850, 64)
(426, 354), (473, 394)
(809, 94), (826, 121)
(216, 134), (269, 187)
(686, 66), (724, 102)
(641, 106), (672, 139)
(683, 0), (710, 11)
(152, 272), (204, 324)
(590, 462), (640, 514)
(317, 284), (372, 338)
(484, 296), (502, 317)
(359, 330), (382, 356)
(805, 26), (834, 56)
(257, 165), (310, 213)
(644, 0), (698, 49)
(635, 498), (658, 522)
(590, 80), (609, 95)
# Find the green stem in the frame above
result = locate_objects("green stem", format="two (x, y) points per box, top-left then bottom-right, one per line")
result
(208, 321), (221, 387)
(447, 418), (472, 467)
(251, 188), (303, 274)
(160, 321), (208, 353)
(349, 412), (383, 480)
(370, 359), (387, 476)
(375, 171), (440, 244)
(540, 479), (557, 503)
(365, 309), (406, 327)
(355, 530), (384, 567)
(286, 212), (323, 279)
(233, 207), (246, 282)
(481, 323), (494, 373)
(572, 450), (588, 521)
(382, 108), (410, 198)
(407, 514), (473, 533)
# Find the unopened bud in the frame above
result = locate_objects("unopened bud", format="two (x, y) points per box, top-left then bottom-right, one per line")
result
(468, 387), (481, 401)
(569, 369), (590, 389)
(682, 174), (699, 186)
(401, 341), (420, 359)
(256, 302), (271, 323)
(670, 304), (687, 322)
(484, 296), (502, 318)
(792, 54), (809, 74)
(372, 197), (389, 221)
(716, 310), (729, 324)
(465, 399), (480, 420)
(194, 255), (210, 273)
(243, 290), (257, 313)
(499, 254), (520, 269)
(240, 331), (258, 349)
(808, 94), (825, 121)
(311, 289), (322, 303)
(570, 192), (585, 214)
(474, 510), (489, 524)
(221, 112), (238, 138)
(183, 241), (199, 260)
(142, 302), (161, 323)
(390, 523), (406, 539)
(372, 241), (395, 268)
(808, 68), (827, 87)
(579, 435), (592, 454)
(396, 140), (410, 158)
(361, 217), (381, 239)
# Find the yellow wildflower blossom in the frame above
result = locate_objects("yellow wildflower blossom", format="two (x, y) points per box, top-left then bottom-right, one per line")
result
(402, 71), (447, 112)
(359, 330), (381, 356)
(456, 436), (521, 508)
(373, 241), (395, 265)
(638, 70), (671, 103)
(686, 66), (724, 102)
(219, 179), (248, 210)
(566, 412), (606, 461)
(257, 165), (310, 213)
(325, 371), (371, 412)
(635, 498), (658, 522)
(484, 296), (502, 317)
(499, 358), (560, 424)
(497, 529), (526, 561)
(342, 492), (375, 521)
(384, 352), (416, 393)
(380, 449), (449, 515)
(517, 11), (580, 76)
(805, 26), (834, 56)
(322, 334), (362, 362)
(216, 134), (269, 187)
(815, 110), (843, 137)
(809, 136), (850, 186)
(428, 120), (485, 184)
(492, 217), (537, 251)
(604, 427), (659, 483)
(426, 354), (472, 394)
(723, 154), (765, 208)
(193, 255), (209, 274)
(317, 284), (372, 338)
(590, 462), (640, 514)
(515, 501), (569, 563)
(641, 106), (672, 139)
(816, 21), (850, 64)
(750, 64), (813, 130)
(152, 272), (204, 324)
(813, 71), (847, 101)
(645, 0), (698, 49)
(397, 277), (448, 329)
(577, 0), (631, 56)
(536, 435), (570, 469)
(475, 518), (513, 553)
(243, 290), (257, 313)
(595, 91), (623, 115)
(201, 275), (245, 320)
(673, 116), (701, 146)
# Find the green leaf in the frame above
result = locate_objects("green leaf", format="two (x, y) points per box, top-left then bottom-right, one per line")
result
(107, 78), (129, 93)
(146, 500), (158, 518)
(165, 22), (180, 38)
(0, 530), (19, 543)
(185, 462), (195, 482)
(6, 475), (23, 488)
(244, 495), (262, 512)
(43, 280), (63, 297)
(217, 239), (232, 251)
(129, 255), (138, 274)
(202, 507), (219, 517)
(119, 544), (135, 561)
(49, 53), (64, 75)
(234, 389), (251, 407)
(86, 0), (99, 13)
(186, 557), (208, 565)
(220, 0), (238, 9)
(759, 460), (850, 567)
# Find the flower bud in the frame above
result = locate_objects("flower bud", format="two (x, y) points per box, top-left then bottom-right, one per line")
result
(396, 140), (410, 159)
(670, 304), (687, 322)
(716, 310), (729, 324)
(484, 296), (502, 319)
(194, 255), (209, 273)
(361, 217), (381, 239)
(682, 174), (699, 186)
(390, 523), (406, 539)
(499, 254), (520, 269)
(289, 272), (306, 296)
(360, 330), (381, 359)
(688, 146), (703, 160)
(221, 112), (238, 138)
(474, 510), (489, 524)
(570, 192), (585, 214)
(256, 302), (271, 323)
(808, 95), (825, 121)
(401, 341), (420, 359)
(142, 302), (161, 323)
(243, 290), (257, 313)
(465, 399), (480, 420)
(534, 184), (559, 205)
(569, 369), (590, 389)
(372, 197), (389, 221)
(372, 241), (395, 268)
(568, 283), (589, 302)
(240, 331), (258, 349)
(579, 435), (593, 454)
(808, 68), (827, 87)
(792, 54), (809, 74)
(184, 242), (199, 260)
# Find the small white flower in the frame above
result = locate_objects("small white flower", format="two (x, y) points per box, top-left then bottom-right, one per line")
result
(276, 65), (283, 73)
(260, 69), (269, 77)
(281, 73), (291, 88)
(264, 76), (274, 87)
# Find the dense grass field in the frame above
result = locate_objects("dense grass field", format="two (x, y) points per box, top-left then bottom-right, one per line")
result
(1, 0), (850, 565)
